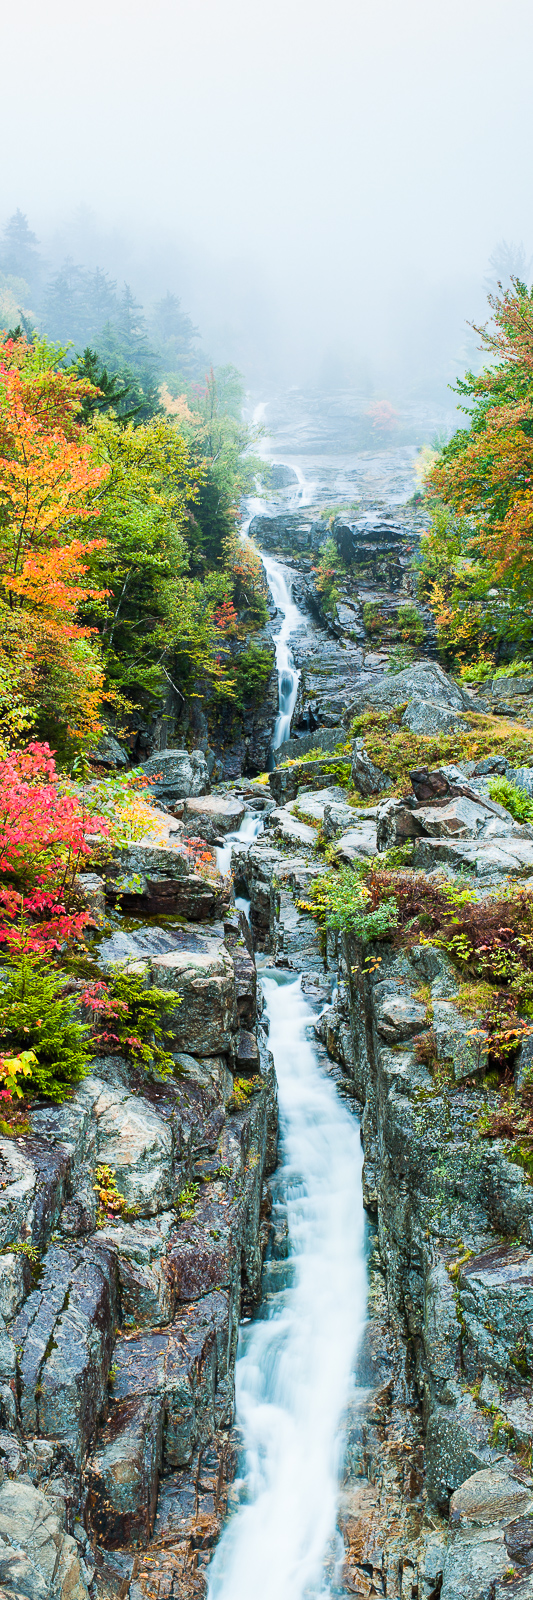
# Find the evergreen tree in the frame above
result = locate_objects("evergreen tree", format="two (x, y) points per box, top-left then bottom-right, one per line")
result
(0, 211), (42, 290)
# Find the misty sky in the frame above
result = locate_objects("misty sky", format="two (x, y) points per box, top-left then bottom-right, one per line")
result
(2, 0), (532, 392)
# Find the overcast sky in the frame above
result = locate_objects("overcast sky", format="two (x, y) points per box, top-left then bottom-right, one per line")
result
(2, 0), (532, 391)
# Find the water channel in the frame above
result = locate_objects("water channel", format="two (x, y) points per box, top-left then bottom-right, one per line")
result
(209, 449), (369, 1599)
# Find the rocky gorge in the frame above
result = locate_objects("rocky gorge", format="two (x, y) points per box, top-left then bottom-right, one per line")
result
(4, 395), (533, 1600)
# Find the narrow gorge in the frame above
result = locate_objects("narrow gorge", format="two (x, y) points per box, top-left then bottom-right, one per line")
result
(3, 393), (533, 1600)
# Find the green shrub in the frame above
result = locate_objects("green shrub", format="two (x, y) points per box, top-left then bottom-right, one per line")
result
(301, 868), (398, 940)
(488, 776), (533, 824)
(88, 968), (182, 1077)
(396, 603), (425, 644)
(0, 959), (90, 1101)
(349, 705), (533, 792)
(493, 660), (533, 679)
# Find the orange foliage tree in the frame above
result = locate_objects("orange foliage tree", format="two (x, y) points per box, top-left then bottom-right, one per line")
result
(0, 335), (110, 748)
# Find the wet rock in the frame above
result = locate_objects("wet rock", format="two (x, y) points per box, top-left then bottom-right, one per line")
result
(457, 1245), (533, 1381)
(90, 733), (128, 770)
(0, 1137), (69, 1252)
(181, 796), (245, 842)
(86, 1394), (163, 1548)
(235, 1031), (259, 1072)
(139, 750), (210, 801)
(11, 1243), (117, 1461)
(269, 464), (298, 488)
(348, 659), (466, 719)
(150, 944), (237, 1056)
(402, 695), (466, 735)
(223, 917), (257, 1029)
(0, 1478), (90, 1600)
(351, 738), (389, 795)
(110, 1293), (231, 1468)
(95, 1215), (176, 1327)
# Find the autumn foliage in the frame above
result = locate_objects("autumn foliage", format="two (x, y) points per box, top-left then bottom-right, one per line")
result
(0, 336), (111, 745)
(0, 740), (106, 955)
(420, 279), (533, 662)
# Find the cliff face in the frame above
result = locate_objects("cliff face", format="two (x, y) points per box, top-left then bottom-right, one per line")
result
(0, 828), (278, 1600)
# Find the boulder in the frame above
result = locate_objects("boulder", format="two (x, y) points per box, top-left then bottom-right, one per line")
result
(0, 1479), (90, 1600)
(402, 695), (466, 735)
(491, 675), (533, 699)
(150, 945), (237, 1056)
(414, 834), (533, 879)
(273, 728), (344, 763)
(351, 738), (389, 796)
(376, 797), (424, 850)
(269, 463), (298, 488)
(374, 992), (427, 1043)
(139, 749), (210, 800)
(348, 660), (466, 719)
(90, 733), (128, 770)
(181, 795), (245, 842)
(335, 821), (378, 861)
(441, 1471), (533, 1600)
(235, 1030), (260, 1072)
(107, 870), (229, 922)
(269, 806), (317, 846)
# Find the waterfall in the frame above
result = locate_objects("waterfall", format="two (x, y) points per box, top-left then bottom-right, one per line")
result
(207, 973), (367, 1600)
(215, 811), (263, 877)
(261, 553), (305, 750)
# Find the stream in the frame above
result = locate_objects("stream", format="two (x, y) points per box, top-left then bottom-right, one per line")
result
(209, 450), (368, 1599)
(207, 974), (367, 1600)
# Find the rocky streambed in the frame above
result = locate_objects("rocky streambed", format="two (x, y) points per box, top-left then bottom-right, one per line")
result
(5, 407), (533, 1600)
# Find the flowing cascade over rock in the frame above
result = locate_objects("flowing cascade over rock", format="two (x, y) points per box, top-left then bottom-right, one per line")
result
(6, 403), (533, 1600)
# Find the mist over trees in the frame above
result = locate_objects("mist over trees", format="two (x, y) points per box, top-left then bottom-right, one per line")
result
(0, 209), (213, 422)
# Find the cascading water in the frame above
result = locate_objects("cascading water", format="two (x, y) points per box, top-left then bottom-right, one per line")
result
(215, 812), (263, 877)
(261, 552), (304, 750)
(208, 973), (367, 1600)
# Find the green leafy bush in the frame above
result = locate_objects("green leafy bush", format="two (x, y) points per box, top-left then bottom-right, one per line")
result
(301, 868), (398, 940)
(488, 776), (533, 824)
(0, 959), (90, 1101)
(396, 603), (425, 644)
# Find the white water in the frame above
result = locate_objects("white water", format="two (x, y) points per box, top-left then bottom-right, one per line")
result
(240, 430), (313, 753)
(215, 811), (263, 876)
(261, 552), (305, 749)
(207, 973), (367, 1600)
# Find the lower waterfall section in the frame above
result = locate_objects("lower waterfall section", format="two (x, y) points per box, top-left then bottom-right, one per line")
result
(207, 972), (367, 1600)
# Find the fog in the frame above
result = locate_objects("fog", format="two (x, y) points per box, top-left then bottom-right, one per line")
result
(1, 0), (532, 396)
